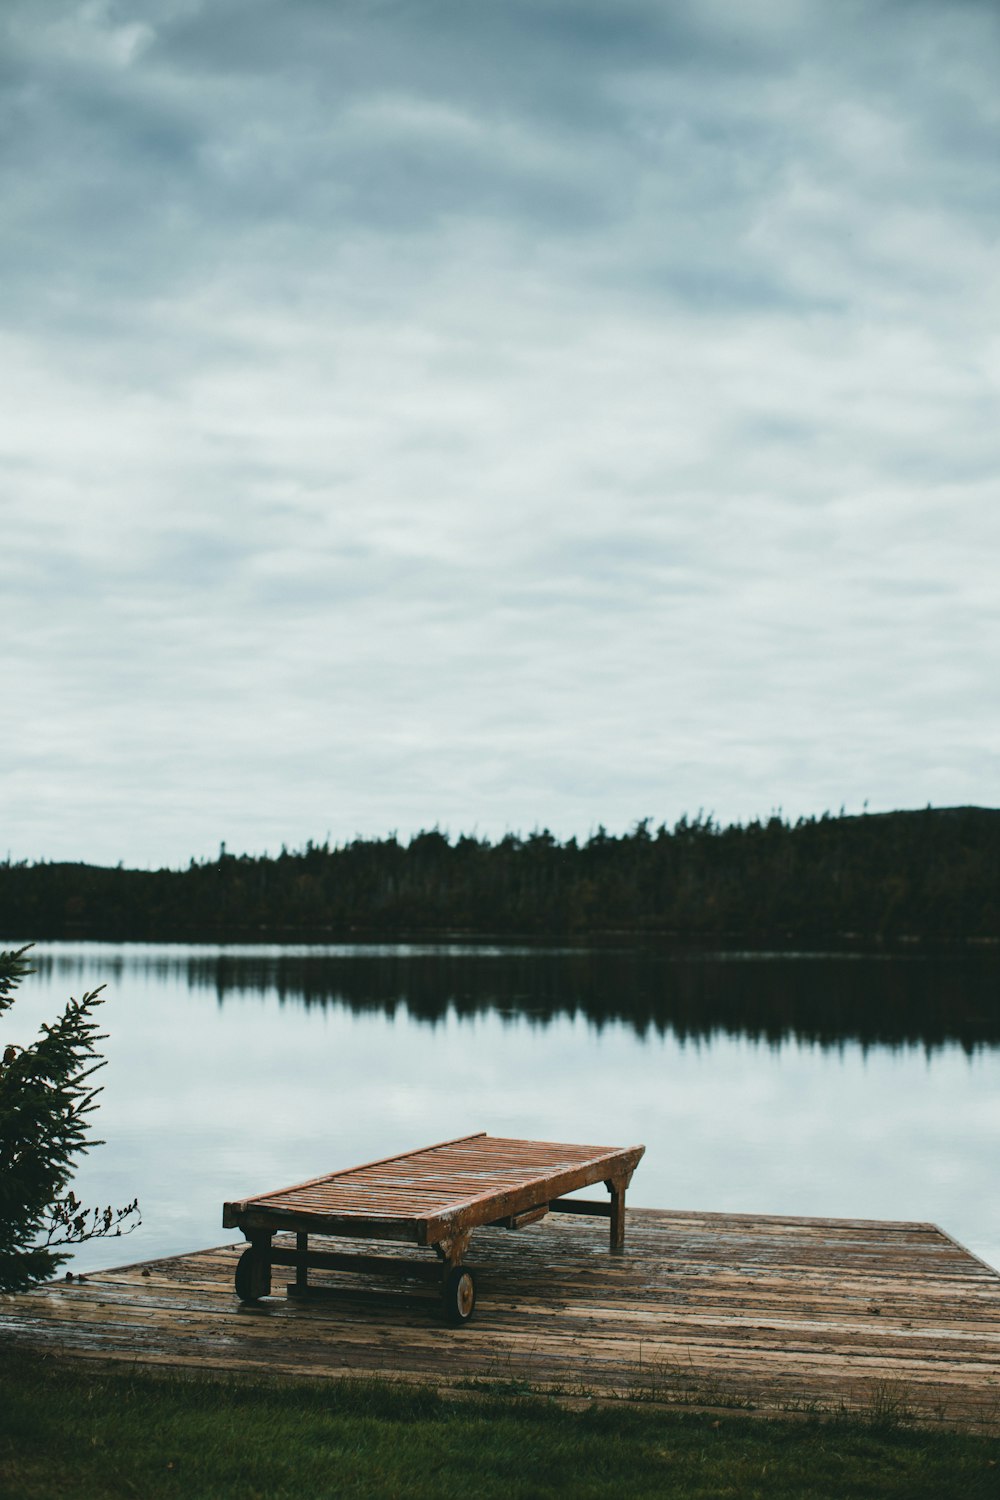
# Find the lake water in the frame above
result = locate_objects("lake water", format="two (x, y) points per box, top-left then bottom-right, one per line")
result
(11, 942), (1000, 1275)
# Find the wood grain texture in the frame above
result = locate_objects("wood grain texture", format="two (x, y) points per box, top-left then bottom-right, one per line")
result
(3, 1209), (999, 1429)
(222, 1134), (645, 1248)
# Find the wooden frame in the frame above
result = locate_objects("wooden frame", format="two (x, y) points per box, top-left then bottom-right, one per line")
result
(223, 1132), (645, 1320)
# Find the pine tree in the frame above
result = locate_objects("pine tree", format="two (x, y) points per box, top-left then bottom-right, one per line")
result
(0, 945), (139, 1292)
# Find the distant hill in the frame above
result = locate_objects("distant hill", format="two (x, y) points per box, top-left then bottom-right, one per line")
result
(2, 807), (998, 947)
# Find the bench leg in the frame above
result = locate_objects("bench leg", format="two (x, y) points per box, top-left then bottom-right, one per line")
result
(433, 1233), (476, 1325)
(236, 1230), (273, 1300)
(605, 1178), (626, 1252)
(433, 1230), (472, 1268)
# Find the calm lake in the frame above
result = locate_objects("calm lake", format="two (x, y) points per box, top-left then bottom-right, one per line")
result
(14, 942), (1000, 1274)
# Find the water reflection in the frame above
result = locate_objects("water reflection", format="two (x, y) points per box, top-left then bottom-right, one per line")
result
(13, 943), (1000, 1278)
(31, 942), (1000, 1052)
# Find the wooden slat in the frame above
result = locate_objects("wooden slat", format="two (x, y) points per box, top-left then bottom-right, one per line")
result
(226, 1131), (489, 1209)
(223, 1135), (645, 1243)
(5, 1208), (999, 1429)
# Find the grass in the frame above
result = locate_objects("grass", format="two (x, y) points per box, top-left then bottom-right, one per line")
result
(2, 1348), (999, 1499)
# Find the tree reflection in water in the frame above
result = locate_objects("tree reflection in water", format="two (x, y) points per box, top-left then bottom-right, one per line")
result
(33, 945), (1000, 1054)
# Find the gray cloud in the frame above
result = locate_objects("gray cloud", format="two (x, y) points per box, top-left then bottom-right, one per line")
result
(2, 0), (998, 865)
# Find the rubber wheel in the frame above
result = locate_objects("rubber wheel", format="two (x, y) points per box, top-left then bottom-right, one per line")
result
(443, 1266), (476, 1325)
(235, 1246), (271, 1302)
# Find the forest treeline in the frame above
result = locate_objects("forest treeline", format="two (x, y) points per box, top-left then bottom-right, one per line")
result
(2, 806), (998, 946)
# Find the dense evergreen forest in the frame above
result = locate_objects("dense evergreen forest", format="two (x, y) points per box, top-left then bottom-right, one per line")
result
(2, 806), (998, 946)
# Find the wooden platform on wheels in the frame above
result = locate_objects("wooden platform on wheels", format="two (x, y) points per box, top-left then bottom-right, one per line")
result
(3, 1209), (999, 1429)
(222, 1132), (645, 1319)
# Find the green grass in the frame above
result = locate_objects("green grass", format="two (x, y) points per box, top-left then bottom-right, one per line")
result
(2, 1348), (998, 1499)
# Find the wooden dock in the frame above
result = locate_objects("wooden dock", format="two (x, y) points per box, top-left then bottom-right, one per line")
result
(4, 1209), (999, 1428)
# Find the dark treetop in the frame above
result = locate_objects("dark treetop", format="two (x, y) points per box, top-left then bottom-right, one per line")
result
(2, 807), (998, 948)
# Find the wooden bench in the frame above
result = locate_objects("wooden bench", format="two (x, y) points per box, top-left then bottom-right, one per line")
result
(223, 1131), (645, 1322)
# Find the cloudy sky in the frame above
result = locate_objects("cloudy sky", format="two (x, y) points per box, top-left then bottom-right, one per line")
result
(4, 0), (998, 869)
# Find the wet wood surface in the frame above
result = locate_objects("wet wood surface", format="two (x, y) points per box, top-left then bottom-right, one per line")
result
(4, 1208), (999, 1428)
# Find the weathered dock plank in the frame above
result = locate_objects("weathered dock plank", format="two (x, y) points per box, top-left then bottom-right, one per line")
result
(3, 1209), (999, 1428)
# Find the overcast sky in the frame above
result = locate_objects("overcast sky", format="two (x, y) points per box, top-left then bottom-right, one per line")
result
(4, 0), (998, 869)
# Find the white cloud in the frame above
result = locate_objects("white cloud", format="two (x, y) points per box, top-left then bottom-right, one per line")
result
(2, 0), (998, 864)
